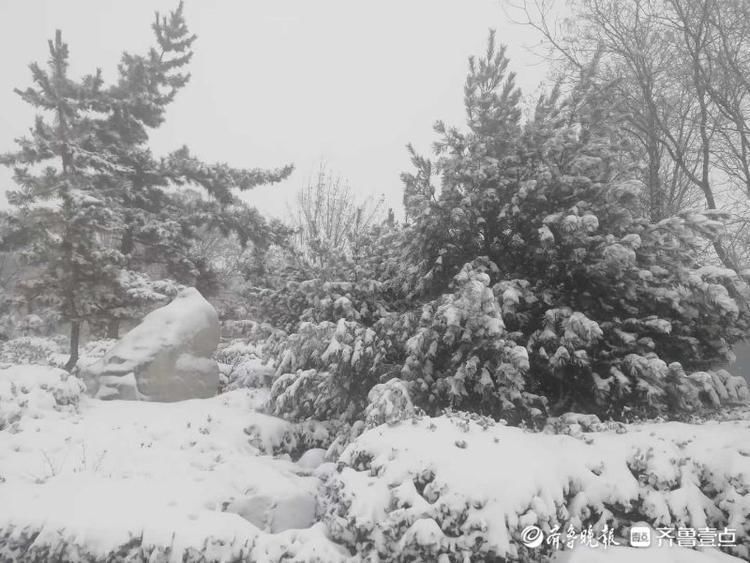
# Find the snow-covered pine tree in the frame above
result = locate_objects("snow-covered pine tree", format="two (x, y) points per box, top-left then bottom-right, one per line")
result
(259, 220), (410, 424)
(1, 3), (293, 366)
(260, 32), (749, 425)
(0, 31), (129, 370)
(247, 210), (405, 332)
(90, 4), (292, 337)
(400, 32), (750, 418)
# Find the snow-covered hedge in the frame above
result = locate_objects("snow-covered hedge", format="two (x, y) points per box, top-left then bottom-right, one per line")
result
(0, 521), (349, 563)
(0, 336), (64, 366)
(265, 261), (749, 427)
(0, 365), (85, 431)
(321, 411), (750, 562)
(0, 337), (117, 371)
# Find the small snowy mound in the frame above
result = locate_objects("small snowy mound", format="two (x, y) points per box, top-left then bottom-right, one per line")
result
(323, 411), (750, 562)
(0, 364), (85, 431)
(81, 288), (220, 401)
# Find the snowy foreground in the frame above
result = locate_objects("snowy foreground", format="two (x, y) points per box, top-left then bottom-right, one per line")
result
(1, 364), (749, 562)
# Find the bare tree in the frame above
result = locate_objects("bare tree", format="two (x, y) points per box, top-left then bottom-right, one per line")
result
(511, 0), (750, 269)
(287, 163), (386, 273)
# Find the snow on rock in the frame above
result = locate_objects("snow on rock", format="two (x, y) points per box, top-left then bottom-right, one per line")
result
(322, 411), (750, 562)
(0, 387), (335, 561)
(81, 288), (221, 401)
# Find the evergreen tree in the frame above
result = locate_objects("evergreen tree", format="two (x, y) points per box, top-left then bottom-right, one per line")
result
(0, 30), (127, 370)
(267, 33), (750, 424)
(0, 3), (292, 368)
(400, 33), (750, 418)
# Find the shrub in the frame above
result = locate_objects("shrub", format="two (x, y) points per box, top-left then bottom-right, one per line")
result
(0, 336), (64, 366)
(321, 413), (750, 561)
(269, 319), (398, 422)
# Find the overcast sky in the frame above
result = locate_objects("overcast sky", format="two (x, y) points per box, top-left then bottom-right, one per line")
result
(0, 0), (551, 219)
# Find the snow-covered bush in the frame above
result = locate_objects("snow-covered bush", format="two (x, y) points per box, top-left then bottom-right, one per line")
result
(0, 365), (85, 430)
(402, 261), (547, 424)
(662, 366), (750, 414)
(243, 417), (342, 460)
(76, 338), (118, 367)
(249, 278), (389, 333)
(0, 336), (64, 366)
(216, 338), (261, 364)
(12, 314), (49, 336)
(321, 413), (750, 561)
(269, 318), (397, 422)
(220, 358), (273, 391)
(221, 319), (259, 338)
(364, 377), (415, 428)
(215, 338), (275, 391)
(0, 301), (60, 342)
(0, 522), (351, 563)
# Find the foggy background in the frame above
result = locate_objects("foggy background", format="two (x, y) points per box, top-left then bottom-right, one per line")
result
(0, 0), (549, 219)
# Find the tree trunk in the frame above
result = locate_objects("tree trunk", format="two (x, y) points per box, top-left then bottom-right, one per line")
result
(106, 318), (120, 340)
(64, 321), (81, 372)
(646, 127), (664, 220)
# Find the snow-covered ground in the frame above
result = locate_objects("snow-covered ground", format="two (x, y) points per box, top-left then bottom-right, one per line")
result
(0, 365), (347, 562)
(1, 363), (748, 562)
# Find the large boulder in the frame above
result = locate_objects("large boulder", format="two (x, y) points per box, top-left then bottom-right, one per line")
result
(81, 288), (220, 401)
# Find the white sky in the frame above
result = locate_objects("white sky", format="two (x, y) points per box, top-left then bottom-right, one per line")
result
(0, 0), (551, 219)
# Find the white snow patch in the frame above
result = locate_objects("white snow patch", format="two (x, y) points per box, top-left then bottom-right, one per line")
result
(0, 369), (337, 561)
